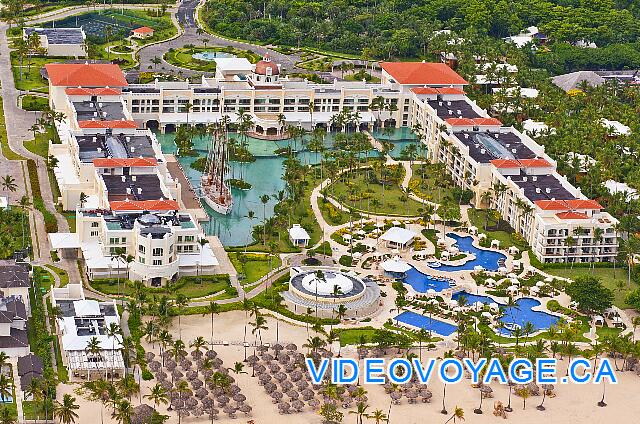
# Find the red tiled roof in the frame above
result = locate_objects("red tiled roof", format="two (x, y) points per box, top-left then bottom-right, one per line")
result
(132, 26), (154, 34)
(472, 117), (502, 126)
(445, 117), (476, 126)
(411, 86), (466, 95)
(565, 199), (603, 210)
(78, 120), (138, 129)
(65, 87), (122, 96)
(518, 158), (552, 168)
(490, 159), (521, 168)
(93, 158), (158, 168)
(556, 211), (589, 220)
(109, 199), (179, 212)
(535, 200), (572, 211)
(380, 62), (468, 86)
(411, 87), (439, 95)
(45, 63), (128, 87)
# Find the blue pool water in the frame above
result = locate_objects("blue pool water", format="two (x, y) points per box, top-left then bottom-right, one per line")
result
(452, 291), (560, 335)
(430, 233), (506, 272)
(395, 311), (457, 336)
(403, 267), (454, 293)
(192, 51), (237, 61)
(0, 394), (13, 403)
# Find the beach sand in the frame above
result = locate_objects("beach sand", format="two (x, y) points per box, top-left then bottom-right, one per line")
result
(58, 311), (640, 423)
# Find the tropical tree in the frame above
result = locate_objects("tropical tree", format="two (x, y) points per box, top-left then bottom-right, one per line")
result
(203, 301), (220, 343)
(53, 394), (80, 424)
(144, 383), (169, 411)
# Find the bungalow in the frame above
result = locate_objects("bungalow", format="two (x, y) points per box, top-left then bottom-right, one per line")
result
(380, 227), (417, 250)
(132, 26), (154, 39)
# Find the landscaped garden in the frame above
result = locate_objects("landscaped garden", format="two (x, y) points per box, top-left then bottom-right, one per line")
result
(408, 163), (464, 204)
(467, 208), (529, 250)
(164, 45), (261, 73)
(89, 274), (234, 300)
(228, 252), (282, 287)
(325, 165), (425, 216)
(20, 95), (48, 111)
(0, 208), (31, 259)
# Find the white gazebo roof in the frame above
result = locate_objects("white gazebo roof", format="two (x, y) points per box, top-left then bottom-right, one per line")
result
(381, 257), (412, 273)
(73, 299), (101, 317)
(380, 227), (417, 245)
(214, 57), (253, 73)
(49, 232), (81, 249)
(288, 224), (310, 240)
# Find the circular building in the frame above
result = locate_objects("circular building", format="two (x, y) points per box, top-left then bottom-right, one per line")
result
(282, 268), (381, 319)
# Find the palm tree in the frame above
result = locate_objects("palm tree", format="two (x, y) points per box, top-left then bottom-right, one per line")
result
(203, 301), (220, 344)
(349, 401), (369, 424)
(145, 383), (169, 411)
(366, 409), (387, 424)
(250, 314), (268, 347)
(25, 378), (43, 421)
(106, 322), (121, 380)
(111, 399), (133, 424)
(53, 394), (79, 424)
(191, 336), (208, 353)
(260, 194), (270, 244)
(197, 237), (209, 282)
(174, 294), (188, 339)
(1, 175), (17, 195)
(18, 195), (31, 249)
(85, 336), (102, 380)
(444, 406), (465, 423)
(0, 407), (16, 424)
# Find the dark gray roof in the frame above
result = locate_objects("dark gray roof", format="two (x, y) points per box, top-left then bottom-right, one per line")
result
(0, 297), (27, 322)
(17, 354), (44, 376)
(427, 99), (481, 120)
(511, 172), (574, 202)
(0, 265), (30, 288)
(455, 130), (536, 163)
(102, 174), (166, 202)
(73, 101), (127, 122)
(24, 27), (84, 45)
(0, 328), (28, 348)
(76, 132), (156, 162)
(551, 71), (605, 92)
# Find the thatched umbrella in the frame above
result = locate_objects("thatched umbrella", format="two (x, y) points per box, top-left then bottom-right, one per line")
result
(233, 393), (246, 403)
(191, 350), (203, 360)
(290, 371), (303, 382)
(262, 353), (274, 363)
(148, 361), (160, 372)
(287, 390), (299, 400)
(270, 391), (283, 403)
(223, 405), (236, 418)
(201, 397), (215, 408)
(171, 399), (185, 410)
(155, 371), (167, 381)
(307, 398), (320, 409)
(211, 358), (223, 369)
(203, 369), (214, 380)
(286, 343), (297, 351)
(272, 343), (284, 352)
(302, 388), (315, 400)
(186, 370), (199, 381)
(405, 389), (419, 404)
(205, 350), (218, 359)
(238, 403), (252, 415)
(419, 388), (432, 403)
(185, 397), (198, 409)
(191, 379), (203, 390)
(205, 407), (219, 421)
(254, 364), (266, 375)
(480, 386), (493, 398)
(195, 387), (209, 399)
(258, 374), (272, 385)
(216, 395), (230, 405)
(291, 399), (305, 412)
(228, 384), (240, 395)
(269, 363), (281, 373)
(171, 369), (184, 380)
(390, 391), (402, 404)
(264, 382), (277, 393)
(274, 372), (287, 382)
(527, 382), (540, 396)
(160, 380), (172, 391)
(295, 380), (309, 390)
(165, 360), (177, 371)
(145, 352), (156, 362)
(256, 345), (269, 354)
(177, 408), (190, 419)
(277, 401), (291, 414)
(277, 353), (290, 363)
(192, 405), (204, 417)
(247, 355), (259, 365)
(131, 404), (155, 424)
(281, 380), (294, 391)
(538, 384), (555, 411)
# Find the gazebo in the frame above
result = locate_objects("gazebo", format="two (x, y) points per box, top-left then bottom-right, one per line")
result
(289, 224), (310, 247)
(381, 256), (412, 278)
(380, 227), (417, 250)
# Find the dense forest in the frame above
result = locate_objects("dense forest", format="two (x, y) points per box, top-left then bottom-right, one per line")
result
(201, 0), (640, 73)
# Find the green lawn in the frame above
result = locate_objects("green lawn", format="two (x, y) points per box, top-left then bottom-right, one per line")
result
(327, 166), (425, 216)
(408, 164), (457, 204)
(90, 275), (232, 300)
(164, 46), (260, 72)
(338, 327), (377, 346)
(10, 52), (55, 93)
(546, 266), (636, 308)
(0, 208), (31, 259)
(22, 400), (53, 421)
(467, 208), (528, 250)
(47, 264), (69, 286)
(228, 252), (282, 285)
(21, 95), (48, 111)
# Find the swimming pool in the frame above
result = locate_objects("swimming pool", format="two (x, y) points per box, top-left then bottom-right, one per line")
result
(430, 233), (506, 272)
(394, 311), (457, 336)
(403, 267), (454, 293)
(452, 291), (560, 335)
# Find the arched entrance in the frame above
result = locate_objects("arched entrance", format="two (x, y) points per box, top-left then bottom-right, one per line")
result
(145, 120), (159, 131)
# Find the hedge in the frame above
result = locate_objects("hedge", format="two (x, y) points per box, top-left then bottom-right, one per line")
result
(27, 159), (58, 233)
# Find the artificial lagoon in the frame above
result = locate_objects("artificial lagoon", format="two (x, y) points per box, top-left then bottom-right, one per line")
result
(157, 128), (420, 246)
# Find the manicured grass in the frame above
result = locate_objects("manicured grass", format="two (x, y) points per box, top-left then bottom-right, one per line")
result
(23, 135), (49, 158)
(408, 164), (457, 204)
(164, 46), (260, 72)
(47, 264), (69, 286)
(327, 166), (425, 216)
(0, 208), (31, 259)
(467, 208), (528, 250)
(33, 266), (54, 293)
(90, 275), (232, 300)
(10, 52), (55, 93)
(22, 400), (53, 421)
(21, 95), (48, 111)
(338, 327), (377, 346)
(545, 267), (636, 308)
(318, 196), (351, 226)
(229, 252), (282, 285)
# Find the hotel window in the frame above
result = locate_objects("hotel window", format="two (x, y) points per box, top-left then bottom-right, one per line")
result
(91, 222), (99, 227)
(284, 98), (295, 105)
(177, 236), (183, 242)
(90, 231), (99, 237)
(153, 259), (162, 266)
(153, 248), (163, 256)
(138, 256), (145, 264)
(183, 245), (195, 252)
(138, 245), (146, 253)
(184, 235), (195, 242)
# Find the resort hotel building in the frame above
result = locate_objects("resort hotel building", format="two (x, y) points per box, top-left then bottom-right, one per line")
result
(43, 58), (618, 268)
(45, 63), (220, 287)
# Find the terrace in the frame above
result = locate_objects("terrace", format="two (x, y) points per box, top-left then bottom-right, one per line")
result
(76, 132), (157, 162)
(454, 130), (536, 163)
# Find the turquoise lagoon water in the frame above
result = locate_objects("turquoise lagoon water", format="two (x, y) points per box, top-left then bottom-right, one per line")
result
(192, 51), (237, 61)
(157, 129), (419, 246)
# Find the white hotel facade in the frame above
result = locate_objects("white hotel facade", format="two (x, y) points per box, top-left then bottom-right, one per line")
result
(45, 58), (617, 267)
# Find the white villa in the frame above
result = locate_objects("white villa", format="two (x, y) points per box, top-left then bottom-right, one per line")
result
(24, 27), (86, 57)
(51, 284), (125, 380)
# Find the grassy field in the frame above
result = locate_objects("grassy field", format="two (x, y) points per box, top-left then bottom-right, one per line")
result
(90, 275), (232, 300)
(408, 164), (457, 204)
(228, 252), (282, 285)
(338, 327), (377, 346)
(21, 95), (48, 111)
(22, 400), (53, 421)
(327, 166), (425, 216)
(10, 53), (55, 93)
(546, 266), (636, 308)
(47, 264), (69, 286)
(467, 208), (528, 250)
(0, 208), (31, 259)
